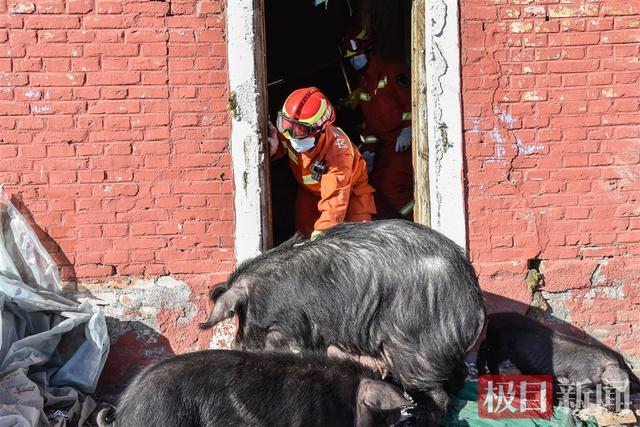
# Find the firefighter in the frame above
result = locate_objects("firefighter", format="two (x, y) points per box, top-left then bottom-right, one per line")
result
(267, 87), (376, 240)
(342, 27), (414, 220)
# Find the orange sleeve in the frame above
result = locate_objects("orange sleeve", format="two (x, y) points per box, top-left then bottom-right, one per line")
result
(314, 138), (355, 232)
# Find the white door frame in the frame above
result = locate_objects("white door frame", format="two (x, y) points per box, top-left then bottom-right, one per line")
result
(226, 0), (467, 257)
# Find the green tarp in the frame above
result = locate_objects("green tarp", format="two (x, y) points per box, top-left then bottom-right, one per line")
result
(442, 382), (599, 427)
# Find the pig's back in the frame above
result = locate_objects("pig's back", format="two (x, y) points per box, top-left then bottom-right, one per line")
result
(115, 350), (361, 427)
(308, 220), (484, 346)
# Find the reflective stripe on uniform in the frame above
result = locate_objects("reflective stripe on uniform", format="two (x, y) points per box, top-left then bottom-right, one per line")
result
(282, 140), (298, 164)
(377, 76), (388, 90)
(402, 112), (412, 121)
(363, 136), (379, 144)
(302, 174), (319, 185)
(287, 149), (298, 164)
(359, 92), (371, 102)
(399, 200), (415, 217)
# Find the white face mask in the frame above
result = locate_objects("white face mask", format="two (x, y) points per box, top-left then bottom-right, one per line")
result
(350, 53), (368, 71)
(288, 136), (316, 153)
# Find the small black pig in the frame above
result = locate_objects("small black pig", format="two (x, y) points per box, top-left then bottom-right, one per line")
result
(200, 219), (486, 425)
(96, 350), (410, 427)
(477, 312), (640, 393)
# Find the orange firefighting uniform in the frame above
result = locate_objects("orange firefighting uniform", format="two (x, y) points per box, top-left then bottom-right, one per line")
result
(358, 54), (414, 220)
(273, 122), (376, 237)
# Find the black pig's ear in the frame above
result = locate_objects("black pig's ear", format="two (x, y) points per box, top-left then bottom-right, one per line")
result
(357, 378), (411, 412)
(209, 283), (228, 301)
(355, 379), (411, 427)
(199, 286), (247, 329)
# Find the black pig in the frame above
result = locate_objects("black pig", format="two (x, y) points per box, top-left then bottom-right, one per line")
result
(96, 349), (410, 427)
(200, 219), (486, 425)
(477, 312), (640, 394)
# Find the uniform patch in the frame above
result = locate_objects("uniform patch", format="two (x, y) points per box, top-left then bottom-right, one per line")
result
(335, 138), (346, 149)
(396, 73), (409, 88)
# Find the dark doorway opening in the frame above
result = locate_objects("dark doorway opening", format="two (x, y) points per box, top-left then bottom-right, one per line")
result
(264, 0), (413, 245)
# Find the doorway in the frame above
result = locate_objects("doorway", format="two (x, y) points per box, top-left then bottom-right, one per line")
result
(262, 0), (415, 245)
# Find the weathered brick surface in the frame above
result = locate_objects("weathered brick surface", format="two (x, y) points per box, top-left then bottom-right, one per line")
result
(462, 0), (640, 362)
(0, 0), (232, 376)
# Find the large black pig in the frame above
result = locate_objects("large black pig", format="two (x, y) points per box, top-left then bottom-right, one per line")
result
(477, 312), (640, 394)
(200, 219), (486, 424)
(96, 350), (410, 427)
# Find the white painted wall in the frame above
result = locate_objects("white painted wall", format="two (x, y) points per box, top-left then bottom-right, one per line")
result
(424, 0), (467, 249)
(227, 0), (267, 263)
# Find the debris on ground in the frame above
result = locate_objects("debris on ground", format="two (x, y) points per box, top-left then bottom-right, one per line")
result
(576, 404), (637, 426)
(0, 186), (110, 426)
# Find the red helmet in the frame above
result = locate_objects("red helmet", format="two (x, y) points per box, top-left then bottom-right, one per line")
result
(276, 87), (335, 140)
(341, 27), (370, 58)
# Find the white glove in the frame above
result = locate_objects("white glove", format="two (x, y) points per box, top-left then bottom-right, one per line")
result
(361, 151), (375, 175)
(395, 126), (412, 152)
(266, 121), (279, 156)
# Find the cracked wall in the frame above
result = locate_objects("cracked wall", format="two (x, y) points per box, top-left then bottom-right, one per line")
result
(426, 0), (467, 248)
(70, 273), (234, 387)
(461, 0), (640, 365)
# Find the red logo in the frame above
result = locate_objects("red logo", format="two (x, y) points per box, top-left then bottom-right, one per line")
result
(478, 375), (553, 419)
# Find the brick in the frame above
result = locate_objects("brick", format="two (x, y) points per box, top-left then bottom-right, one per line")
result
(67, 0), (92, 13)
(128, 86), (168, 99)
(532, 20), (559, 33)
(72, 58), (100, 72)
(104, 116), (130, 130)
(84, 43), (139, 57)
(0, 16), (23, 29)
(18, 117), (45, 130)
(140, 42), (167, 56)
(0, 73), (28, 86)
(602, 3), (639, 16)
(130, 223), (156, 236)
(39, 60), (68, 74)
(561, 19), (586, 32)
(548, 60), (599, 73)
(196, 30), (224, 44)
(103, 225), (128, 238)
(101, 57), (128, 71)
(123, 1), (169, 16)
(86, 72), (140, 86)
(9, 29), (36, 44)
(96, 30), (124, 43)
(587, 72), (613, 86)
(0, 45), (26, 57)
(100, 87), (128, 100)
(199, 1), (221, 15)
(88, 100), (140, 114)
(96, 1), (122, 14)
(75, 265), (114, 278)
(29, 73), (85, 86)
(84, 16), (132, 29)
(0, 102), (30, 115)
(602, 31), (640, 44)
(130, 113), (169, 127)
(548, 4), (599, 18)
(126, 29), (168, 43)
(614, 17), (640, 30)
(548, 33), (600, 46)
(129, 57), (166, 71)
(145, 127), (169, 141)
(25, 16), (80, 29)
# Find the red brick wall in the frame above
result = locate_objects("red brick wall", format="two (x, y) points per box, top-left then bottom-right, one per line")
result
(0, 0), (233, 380)
(462, 0), (639, 360)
